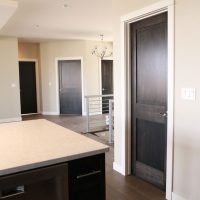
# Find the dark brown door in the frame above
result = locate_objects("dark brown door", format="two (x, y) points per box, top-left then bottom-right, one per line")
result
(58, 60), (82, 115)
(101, 60), (113, 113)
(131, 13), (168, 189)
(19, 61), (37, 114)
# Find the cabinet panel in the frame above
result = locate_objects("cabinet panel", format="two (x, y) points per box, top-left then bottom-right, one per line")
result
(68, 154), (105, 200)
(0, 164), (68, 200)
(0, 154), (106, 200)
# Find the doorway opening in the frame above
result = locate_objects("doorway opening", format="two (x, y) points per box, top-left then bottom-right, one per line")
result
(56, 58), (84, 115)
(100, 59), (113, 114)
(19, 60), (40, 115)
(120, 1), (174, 199)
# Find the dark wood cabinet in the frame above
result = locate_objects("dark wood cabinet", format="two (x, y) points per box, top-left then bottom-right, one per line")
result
(68, 154), (105, 200)
(0, 154), (105, 200)
(0, 164), (68, 200)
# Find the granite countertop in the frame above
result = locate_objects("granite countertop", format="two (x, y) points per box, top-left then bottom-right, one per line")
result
(0, 119), (109, 176)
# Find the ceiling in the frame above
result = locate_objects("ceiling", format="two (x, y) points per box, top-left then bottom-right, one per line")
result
(0, 0), (113, 41)
(0, 0), (17, 30)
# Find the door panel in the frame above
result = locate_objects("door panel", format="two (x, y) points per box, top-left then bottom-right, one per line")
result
(19, 61), (37, 114)
(131, 13), (167, 189)
(59, 60), (82, 115)
(136, 119), (166, 171)
(101, 60), (113, 113)
(137, 22), (167, 106)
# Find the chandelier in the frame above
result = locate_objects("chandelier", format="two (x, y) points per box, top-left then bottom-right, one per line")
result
(91, 34), (112, 59)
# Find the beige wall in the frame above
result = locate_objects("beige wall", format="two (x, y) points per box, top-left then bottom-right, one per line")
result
(0, 37), (21, 121)
(40, 40), (112, 114)
(112, 0), (200, 199)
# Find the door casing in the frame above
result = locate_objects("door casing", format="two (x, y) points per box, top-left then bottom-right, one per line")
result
(19, 59), (41, 115)
(55, 57), (85, 115)
(119, 1), (174, 200)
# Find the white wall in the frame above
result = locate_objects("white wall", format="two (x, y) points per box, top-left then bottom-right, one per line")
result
(112, 0), (200, 199)
(40, 40), (112, 114)
(0, 37), (21, 122)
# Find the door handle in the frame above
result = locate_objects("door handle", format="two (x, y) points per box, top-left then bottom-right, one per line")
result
(1, 186), (25, 199)
(76, 170), (101, 179)
(160, 112), (167, 117)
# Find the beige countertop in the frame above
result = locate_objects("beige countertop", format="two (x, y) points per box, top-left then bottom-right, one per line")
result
(0, 119), (109, 176)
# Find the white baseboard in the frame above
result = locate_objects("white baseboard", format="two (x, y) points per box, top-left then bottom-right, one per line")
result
(172, 193), (187, 200)
(0, 117), (22, 123)
(42, 112), (87, 116)
(113, 162), (125, 175)
(42, 112), (59, 115)
(82, 112), (86, 116)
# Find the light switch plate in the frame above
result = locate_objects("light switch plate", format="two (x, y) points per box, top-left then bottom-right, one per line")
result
(181, 88), (196, 100)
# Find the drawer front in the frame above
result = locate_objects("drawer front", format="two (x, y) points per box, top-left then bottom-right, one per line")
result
(0, 186), (25, 200)
(68, 154), (105, 200)
(0, 164), (68, 200)
(69, 154), (105, 179)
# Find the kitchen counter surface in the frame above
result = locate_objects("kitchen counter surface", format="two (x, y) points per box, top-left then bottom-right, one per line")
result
(0, 119), (109, 176)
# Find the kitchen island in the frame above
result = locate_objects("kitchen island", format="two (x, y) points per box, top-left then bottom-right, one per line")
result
(0, 119), (109, 200)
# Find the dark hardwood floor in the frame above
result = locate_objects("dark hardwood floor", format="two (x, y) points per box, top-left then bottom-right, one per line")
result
(22, 114), (165, 200)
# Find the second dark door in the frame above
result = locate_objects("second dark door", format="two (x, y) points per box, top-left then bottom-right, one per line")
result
(58, 60), (82, 115)
(131, 13), (168, 189)
(101, 60), (113, 113)
(19, 61), (37, 114)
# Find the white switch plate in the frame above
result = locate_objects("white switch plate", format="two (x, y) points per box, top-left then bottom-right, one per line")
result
(181, 88), (196, 100)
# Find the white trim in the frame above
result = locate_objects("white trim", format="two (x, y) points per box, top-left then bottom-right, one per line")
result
(0, 117), (22, 123)
(121, 0), (174, 22)
(166, 4), (175, 200)
(120, 0), (175, 200)
(19, 59), (41, 114)
(113, 162), (125, 175)
(172, 193), (187, 200)
(21, 113), (39, 116)
(55, 57), (85, 115)
(42, 112), (59, 115)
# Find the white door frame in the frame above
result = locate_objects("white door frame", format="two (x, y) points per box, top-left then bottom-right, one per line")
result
(98, 57), (113, 95)
(120, 0), (174, 199)
(55, 57), (85, 115)
(19, 59), (41, 114)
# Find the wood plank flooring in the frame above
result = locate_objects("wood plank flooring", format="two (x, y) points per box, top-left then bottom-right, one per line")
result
(22, 114), (165, 200)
